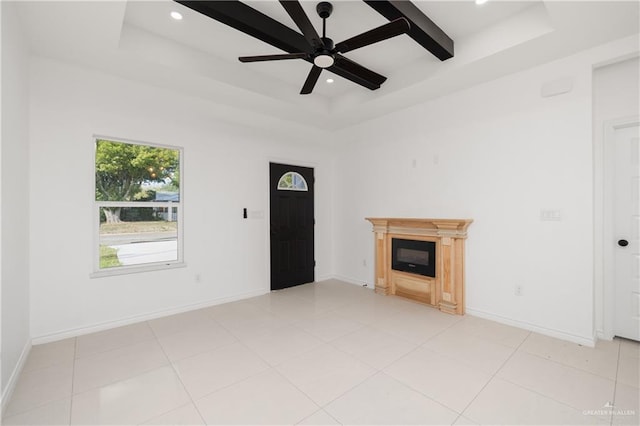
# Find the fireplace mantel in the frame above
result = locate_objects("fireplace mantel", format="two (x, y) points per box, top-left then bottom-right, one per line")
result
(365, 217), (472, 315)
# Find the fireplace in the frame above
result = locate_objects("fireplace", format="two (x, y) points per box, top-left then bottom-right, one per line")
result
(365, 218), (472, 314)
(392, 238), (435, 277)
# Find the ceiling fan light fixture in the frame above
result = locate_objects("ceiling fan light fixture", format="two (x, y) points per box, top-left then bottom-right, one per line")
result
(170, 11), (183, 20)
(313, 54), (334, 68)
(326, 78), (334, 84)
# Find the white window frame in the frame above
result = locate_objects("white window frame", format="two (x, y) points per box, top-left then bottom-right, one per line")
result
(91, 136), (185, 278)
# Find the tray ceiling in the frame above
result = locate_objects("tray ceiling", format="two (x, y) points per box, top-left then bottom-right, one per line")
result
(14, 1), (640, 131)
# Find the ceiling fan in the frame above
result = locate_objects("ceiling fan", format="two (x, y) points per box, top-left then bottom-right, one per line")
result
(238, 1), (410, 95)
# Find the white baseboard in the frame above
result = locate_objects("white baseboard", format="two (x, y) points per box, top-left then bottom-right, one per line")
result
(1, 340), (32, 414)
(29, 280), (596, 350)
(596, 329), (614, 341)
(330, 274), (372, 289)
(321, 277), (595, 347)
(31, 289), (268, 345)
(466, 307), (597, 347)
(30, 277), (371, 346)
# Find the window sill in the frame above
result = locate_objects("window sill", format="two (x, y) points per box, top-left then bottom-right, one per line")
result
(90, 262), (187, 279)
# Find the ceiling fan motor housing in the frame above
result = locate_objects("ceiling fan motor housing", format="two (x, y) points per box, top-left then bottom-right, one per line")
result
(320, 37), (334, 50)
(316, 2), (333, 19)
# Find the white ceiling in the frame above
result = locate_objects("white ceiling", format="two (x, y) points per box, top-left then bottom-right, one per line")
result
(14, 1), (640, 130)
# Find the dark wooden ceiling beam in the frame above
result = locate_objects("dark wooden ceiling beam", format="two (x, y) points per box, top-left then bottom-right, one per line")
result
(363, 0), (454, 61)
(176, 1), (310, 53)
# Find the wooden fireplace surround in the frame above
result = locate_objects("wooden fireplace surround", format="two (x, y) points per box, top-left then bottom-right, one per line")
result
(365, 218), (472, 315)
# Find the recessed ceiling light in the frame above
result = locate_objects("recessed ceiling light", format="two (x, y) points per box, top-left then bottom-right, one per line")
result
(170, 11), (183, 20)
(326, 78), (334, 84)
(475, 0), (488, 5)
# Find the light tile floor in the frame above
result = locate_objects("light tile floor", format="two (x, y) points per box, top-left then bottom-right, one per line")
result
(2, 279), (639, 425)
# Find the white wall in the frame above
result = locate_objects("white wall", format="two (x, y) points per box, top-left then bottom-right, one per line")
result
(17, 19), (640, 350)
(331, 36), (639, 345)
(28, 57), (334, 341)
(1, 0), (31, 399)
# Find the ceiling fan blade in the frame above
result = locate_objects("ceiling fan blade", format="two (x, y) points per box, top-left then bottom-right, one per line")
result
(335, 17), (410, 54)
(330, 55), (386, 90)
(279, 1), (323, 49)
(239, 52), (307, 63)
(300, 66), (322, 95)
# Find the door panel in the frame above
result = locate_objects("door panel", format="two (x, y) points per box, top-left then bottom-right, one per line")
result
(270, 163), (314, 290)
(614, 125), (640, 341)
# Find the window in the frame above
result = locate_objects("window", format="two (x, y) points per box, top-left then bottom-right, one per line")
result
(93, 137), (183, 275)
(277, 171), (308, 191)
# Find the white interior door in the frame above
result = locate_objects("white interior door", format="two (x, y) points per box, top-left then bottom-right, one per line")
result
(614, 123), (640, 341)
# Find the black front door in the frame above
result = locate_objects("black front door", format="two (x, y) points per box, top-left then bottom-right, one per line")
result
(269, 162), (314, 290)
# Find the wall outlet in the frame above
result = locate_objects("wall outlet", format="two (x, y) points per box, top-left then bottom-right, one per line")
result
(515, 285), (523, 296)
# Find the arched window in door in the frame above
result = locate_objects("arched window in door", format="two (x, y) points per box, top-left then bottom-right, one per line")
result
(277, 171), (308, 191)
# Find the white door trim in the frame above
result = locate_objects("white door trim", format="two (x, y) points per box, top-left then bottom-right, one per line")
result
(595, 115), (640, 340)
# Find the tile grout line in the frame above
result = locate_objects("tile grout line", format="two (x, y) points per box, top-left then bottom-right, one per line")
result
(326, 332), (413, 372)
(368, 312), (480, 375)
(371, 319), (531, 424)
(68, 338), (178, 398)
(297, 408), (342, 425)
(315, 310), (469, 422)
(145, 319), (208, 425)
(520, 342), (621, 382)
(208, 296), (371, 424)
(265, 369), (328, 423)
(371, 369), (467, 424)
(484, 333), (614, 424)
(201, 310), (336, 423)
(1, 342), (78, 422)
(495, 375), (613, 424)
(68, 337), (78, 425)
(71, 325), (158, 364)
(11, 283), (632, 425)
(609, 338), (622, 426)
(296, 362), (377, 412)
(451, 330), (532, 424)
(316, 303), (497, 421)
(185, 316), (305, 413)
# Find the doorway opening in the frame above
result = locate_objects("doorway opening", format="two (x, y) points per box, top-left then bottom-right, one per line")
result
(601, 119), (640, 341)
(593, 56), (639, 342)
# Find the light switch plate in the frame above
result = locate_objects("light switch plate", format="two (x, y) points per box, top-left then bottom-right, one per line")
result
(540, 209), (562, 221)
